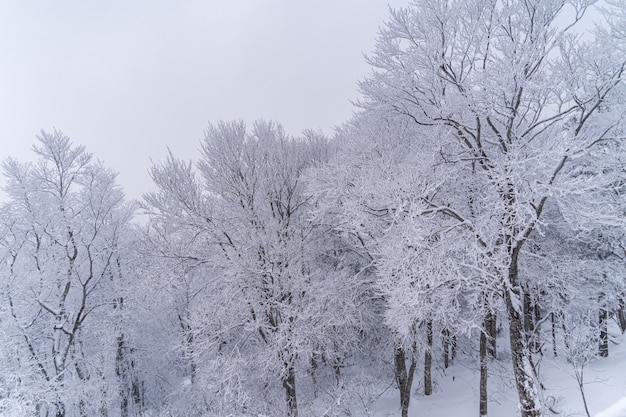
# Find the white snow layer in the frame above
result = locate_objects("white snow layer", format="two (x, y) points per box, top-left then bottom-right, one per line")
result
(595, 397), (626, 417)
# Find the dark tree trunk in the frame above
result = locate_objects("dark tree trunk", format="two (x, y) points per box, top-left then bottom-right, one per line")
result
(506, 249), (542, 417)
(120, 396), (128, 417)
(55, 401), (65, 417)
(618, 309), (626, 334)
(131, 375), (143, 409)
(283, 364), (298, 417)
(480, 319), (489, 417)
(534, 296), (542, 354)
(443, 328), (450, 369)
(310, 353), (318, 394)
(451, 334), (457, 360)
(599, 309), (608, 358)
(116, 334), (129, 417)
(559, 310), (570, 351)
(617, 299), (626, 334)
(333, 340), (342, 385)
(524, 290), (535, 348)
(180, 317), (197, 384)
(489, 311), (497, 358)
(395, 343), (417, 417)
(484, 309), (497, 359)
(551, 312), (557, 357)
(424, 320), (433, 396)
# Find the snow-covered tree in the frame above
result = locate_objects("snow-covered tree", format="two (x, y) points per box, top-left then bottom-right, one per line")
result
(308, 114), (486, 417)
(358, 0), (626, 415)
(142, 120), (372, 416)
(0, 130), (135, 416)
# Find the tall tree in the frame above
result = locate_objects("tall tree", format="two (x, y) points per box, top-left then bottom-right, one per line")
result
(0, 130), (135, 417)
(143, 120), (364, 416)
(358, 1), (626, 415)
(308, 114), (482, 416)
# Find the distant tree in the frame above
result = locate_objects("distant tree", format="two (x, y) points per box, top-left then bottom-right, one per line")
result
(143, 120), (369, 417)
(0, 130), (135, 417)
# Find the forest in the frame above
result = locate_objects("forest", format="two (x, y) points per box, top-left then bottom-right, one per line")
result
(1, 1), (625, 417)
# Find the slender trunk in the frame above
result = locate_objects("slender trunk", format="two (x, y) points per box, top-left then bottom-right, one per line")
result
(574, 367), (592, 417)
(187, 331), (197, 383)
(551, 312), (557, 358)
(131, 370), (143, 409)
(443, 328), (450, 369)
(534, 296), (542, 354)
(452, 334), (457, 360)
(116, 334), (129, 417)
(480, 324), (488, 417)
(424, 320), (433, 396)
(599, 309), (608, 358)
(283, 364), (298, 417)
(395, 343), (417, 417)
(507, 250), (542, 417)
(310, 353), (318, 395)
(55, 401), (66, 417)
(559, 310), (570, 351)
(618, 309), (626, 334)
(484, 307), (497, 359)
(617, 298), (626, 334)
(523, 290), (534, 349)
(120, 396), (128, 417)
(53, 307), (68, 376)
(100, 401), (108, 417)
(333, 340), (341, 385)
(52, 320), (67, 417)
(488, 311), (497, 358)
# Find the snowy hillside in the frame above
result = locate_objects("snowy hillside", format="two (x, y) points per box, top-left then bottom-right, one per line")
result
(374, 327), (625, 417)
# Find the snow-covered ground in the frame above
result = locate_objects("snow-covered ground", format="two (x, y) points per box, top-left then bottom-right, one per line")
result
(595, 397), (626, 417)
(374, 327), (625, 417)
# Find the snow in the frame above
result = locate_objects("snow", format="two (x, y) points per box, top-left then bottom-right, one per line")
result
(372, 327), (626, 417)
(595, 398), (626, 417)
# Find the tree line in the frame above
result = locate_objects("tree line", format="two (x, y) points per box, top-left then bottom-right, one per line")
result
(1, 1), (625, 416)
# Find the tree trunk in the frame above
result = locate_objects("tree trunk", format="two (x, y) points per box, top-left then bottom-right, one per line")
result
(443, 328), (450, 369)
(283, 364), (298, 417)
(333, 340), (342, 385)
(551, 312), (557, 357)
(489, 311), (497, 358)
(131, 376), (143, 409)
(310, 353), (318, 394)
(617, 299), (626, 334)
(116, 333), (130, 417)
(523, 290), (534, 349)
(395, 343), (417, 417)
(533, 296), (542, 354)
(480, 324), (488, 417)
(452, 334), (457, 360)
(424, 320), (433, 396)
(618, 309), (626, 334)
(559, 310), (570, 351)
(188, 330), (197, 384)
(55, 400), (66, 417)
(120, 396), (128, 417)
(599, 309), (608, 358)
(506, 250), (542, 417)
(484, 308), (497, 359)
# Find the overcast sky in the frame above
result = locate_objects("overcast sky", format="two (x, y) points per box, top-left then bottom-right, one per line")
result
(0, 1), (407, 199)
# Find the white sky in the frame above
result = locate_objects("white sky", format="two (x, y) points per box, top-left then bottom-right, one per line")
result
(0, 1), (407, 199)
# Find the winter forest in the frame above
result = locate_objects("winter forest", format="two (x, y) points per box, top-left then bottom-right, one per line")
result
(2, 1), (626, 417)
